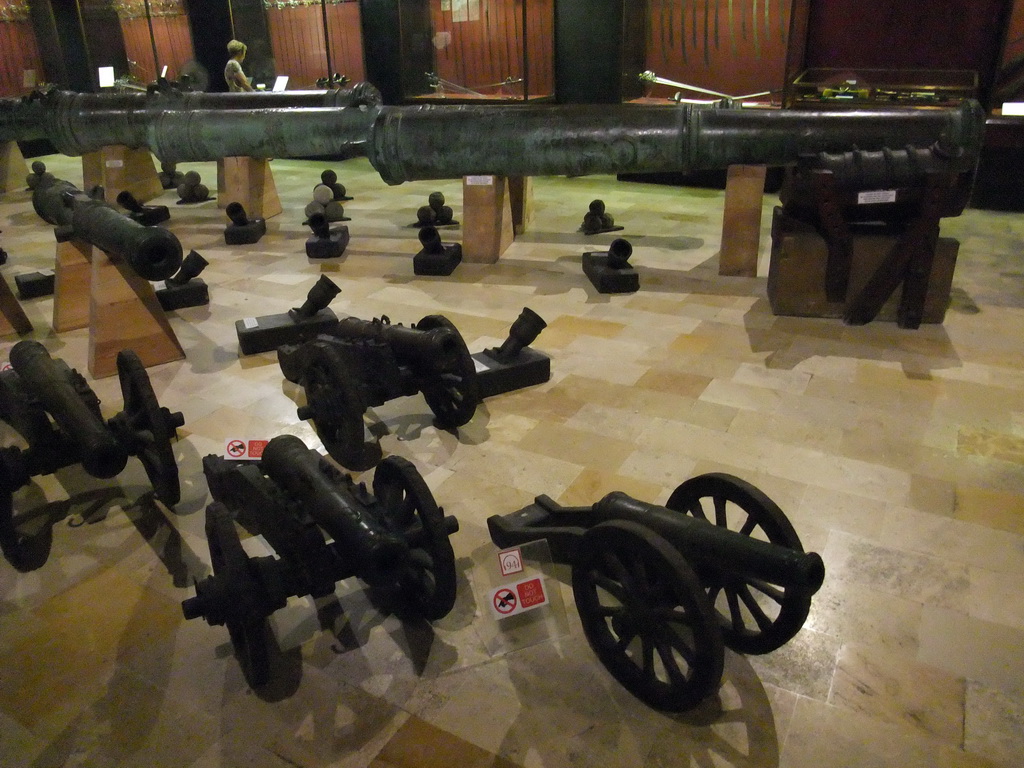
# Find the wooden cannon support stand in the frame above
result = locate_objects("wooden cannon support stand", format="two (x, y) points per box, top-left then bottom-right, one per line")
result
(0, 272), (32, 337)
(461, 175), (533, 263)
(0, 140), (29, 195)
(217, 156), (282, 220)
(81, 145), (163, 204)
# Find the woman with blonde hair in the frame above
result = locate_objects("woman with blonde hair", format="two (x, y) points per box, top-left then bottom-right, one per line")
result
(224, 39), (254, 92)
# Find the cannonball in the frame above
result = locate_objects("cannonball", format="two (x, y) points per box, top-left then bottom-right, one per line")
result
(582, 212), (603, 234)
(305, 201), (325, 219)
(601, 213), (615, 228)
(416, 205), (436, 225)
(323, 200), (345, 221)
(194, 183), (209, 200)
(418, 225), (442, 252)
(436, 205), (454, 225)
(330, 182), (346, 199)
(321, 169), (338, 185)
(177, 182), (190, 199)
(31, 161), (46, 175)
(607, 238), (632, 269)
(161, 161), (177, 173)
(312, 183), (334, 205)
(588, 199), (606, 215)
(184, 170), (201, 186)
(428, 191), (446, 211)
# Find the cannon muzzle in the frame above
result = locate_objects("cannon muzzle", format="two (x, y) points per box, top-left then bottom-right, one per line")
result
(8, 342), (127, 478)
(260, 435), (407, 581)
(592, 491), (825, 595)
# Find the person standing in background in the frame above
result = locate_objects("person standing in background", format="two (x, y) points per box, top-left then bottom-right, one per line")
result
(224, 40), (254, 92)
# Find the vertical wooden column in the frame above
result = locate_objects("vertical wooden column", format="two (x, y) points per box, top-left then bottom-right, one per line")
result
(508, 176), (534, 236)
(719, 165), (768, 277)
(217, 156), (283, 219)
(1, 141), (29, 195)
(53, 238), (94, 333)
(0, 273), (32, 337)
(81, 145), (162, 204)
(88, 250), (184, 378)
(462, 175), (515, 264)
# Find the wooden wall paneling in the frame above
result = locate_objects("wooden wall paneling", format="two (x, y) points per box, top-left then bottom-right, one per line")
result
(269, 6), (329, 88)
(150, 15), (194, 80)
(525, 0), (553, 96)
(994, 0), (1024, 103)
(325, 2), (365, 81)
(120, 17), (155, 82)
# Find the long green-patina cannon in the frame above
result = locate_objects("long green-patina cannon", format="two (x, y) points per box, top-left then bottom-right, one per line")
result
(486, 473), (825, 711)
(31, 175), (182, 280)
(0, 84), (985, 184)
(182, 434), (459, 685)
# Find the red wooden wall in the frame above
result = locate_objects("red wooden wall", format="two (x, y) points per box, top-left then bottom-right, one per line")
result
(115, 0), (194, 84)
(427, 0), (553, 98)
(0, 1), (45, 97)
(642, 0), (793, 102)
(266, 0), (364, 89)
(994, 0), (1024, 103)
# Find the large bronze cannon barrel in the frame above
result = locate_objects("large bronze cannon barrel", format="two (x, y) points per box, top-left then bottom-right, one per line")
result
(591, 491), (825, 595)
(7, 341), (128, 479)
(260, 434), (408, 581)
(366, 99), (986, 183)
(0, 83), (382, 150)
(32, 177), (182, 280)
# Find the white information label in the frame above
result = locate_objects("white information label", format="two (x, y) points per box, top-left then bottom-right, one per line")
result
(242, 317), (259, 329)
(498, 547), (524, 576)
(465, 175), (494, 186)
(473, 356), (491, 373)
(857, 189), (897, 205)
(1002, 102), (1024, 116)
(22, 69), (36, 88)
(105, 159), (124, 169)
(40, 269), (55, 277)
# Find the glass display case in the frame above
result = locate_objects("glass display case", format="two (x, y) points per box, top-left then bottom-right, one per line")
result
(789, 68), (978, 109)
(0, 1), (45, 97)
(263, 0), (365, 89)
(111, 0), (195, 87)
(399, 0), (554, 102)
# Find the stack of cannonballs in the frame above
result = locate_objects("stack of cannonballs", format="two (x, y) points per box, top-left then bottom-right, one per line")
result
(580, 199), (620, 235)
(25, 161), (55, 190)
(304, 169), (349, 223)
(158, 161), (185, 190)
(177, 170), (211, 203)
(415, 191), (456, 227)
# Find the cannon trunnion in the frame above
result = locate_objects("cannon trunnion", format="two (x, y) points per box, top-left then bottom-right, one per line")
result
(487, 473), (825, 711)
(182, 434), (459, 686)
(0, 341), (184, 570)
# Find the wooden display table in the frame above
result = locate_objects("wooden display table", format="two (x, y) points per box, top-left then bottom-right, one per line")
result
(217, 156), (282, 220)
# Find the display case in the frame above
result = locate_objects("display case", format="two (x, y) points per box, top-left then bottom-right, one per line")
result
(112, 0), (195, 87)
(394, 0), (554, 103)
(0, 1), (45, 97)
(263, 0), (365, 88)
(790, 67), (978, 109)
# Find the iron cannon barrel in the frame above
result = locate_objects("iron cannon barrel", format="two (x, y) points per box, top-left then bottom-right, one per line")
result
(260, 435), (407, 581)
(31, 178), (183, 280)
(366, 100), (986, 184)
(8, 341), (128, 479)
(334, 316), (460, 367)
(591, 491), (825, 594)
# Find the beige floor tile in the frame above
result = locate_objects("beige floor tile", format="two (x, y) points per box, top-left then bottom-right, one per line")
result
(964, 681), (1024, 768)
(917, 606), (1024, 695)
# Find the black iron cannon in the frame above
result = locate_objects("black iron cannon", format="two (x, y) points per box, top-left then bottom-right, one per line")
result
(0, 341), (184, 569)
(487, 473), (825, 711)
(279, 313), (481, 471)
(31, 175), (183, 281)
(181, 434), (459, 686)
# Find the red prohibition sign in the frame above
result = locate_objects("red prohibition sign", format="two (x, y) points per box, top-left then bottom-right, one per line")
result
(493, 588), (517, 614)
(227, 440), (246, 457)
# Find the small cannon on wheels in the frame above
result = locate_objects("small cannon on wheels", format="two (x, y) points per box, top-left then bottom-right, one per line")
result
(0, 341), (184, 569)
(487, 473), (825, 711)
(278, 313), (481, 471)
(181, 434), (459, 686)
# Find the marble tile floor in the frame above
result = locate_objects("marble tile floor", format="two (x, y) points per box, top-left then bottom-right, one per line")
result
(1, 151), (1023, 768)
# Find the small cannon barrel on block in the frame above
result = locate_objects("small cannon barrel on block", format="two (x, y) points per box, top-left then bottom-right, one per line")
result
(260, 434), (409, 581)
(32, 177), (183, 281)
(334, 315), (468, 372)
(183, 434), (459, 686)
(8, 341), (127, 479)
(486, 472), (825, 711)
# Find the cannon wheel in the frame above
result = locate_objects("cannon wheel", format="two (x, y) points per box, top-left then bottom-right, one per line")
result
(113, 349), (183, 505)
(572, 520), (724, 711)
(204, 503), (272, 687)
(301, 342), (382, 471)
(373, 455), (457, 621)
(665, 473), (810, 655)
(413, 315), (480, 430)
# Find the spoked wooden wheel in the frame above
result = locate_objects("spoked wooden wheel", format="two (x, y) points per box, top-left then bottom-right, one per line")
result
(373, 456), (458, 621)
(298, 342), (381, 471)
(110, 349), (184, 505)
(413, 315), (480, 430)
(666, 473), (812, 655)
(184, 503), (275, 686)
(572, 520), (724, 711)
